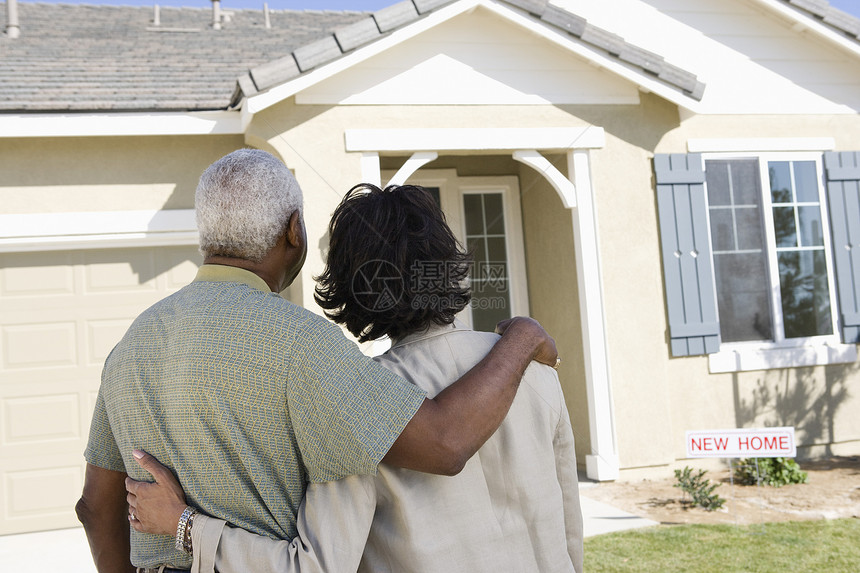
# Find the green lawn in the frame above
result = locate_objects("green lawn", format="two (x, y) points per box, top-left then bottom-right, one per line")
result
(584, 519), (860, 572)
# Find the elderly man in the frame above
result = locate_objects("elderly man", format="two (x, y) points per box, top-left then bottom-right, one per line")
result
(76, 150), (557, 573)
(126, 183), (582, 573)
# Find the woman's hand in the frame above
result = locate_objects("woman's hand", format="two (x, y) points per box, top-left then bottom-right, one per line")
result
(125, 449), (189, 536)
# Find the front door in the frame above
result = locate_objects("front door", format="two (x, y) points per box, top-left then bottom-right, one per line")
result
(391, 169), (529, 332)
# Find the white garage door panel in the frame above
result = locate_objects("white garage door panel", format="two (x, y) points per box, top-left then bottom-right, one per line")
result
(3, 394), (80, 443)
(0, 246), (201, 535)
(2, 322), (78, 369)
(83, 250), (158, 293)
(3, 465), (84, 532)
(0, 252), (76, 297)
(1, 367), (102, 389)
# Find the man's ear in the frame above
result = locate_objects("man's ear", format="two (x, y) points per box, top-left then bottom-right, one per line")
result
(285, 211), (303, 248)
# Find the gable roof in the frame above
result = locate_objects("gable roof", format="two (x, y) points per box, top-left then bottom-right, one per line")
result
(1, 0), (858, 114)
(236, 0), (708, 109)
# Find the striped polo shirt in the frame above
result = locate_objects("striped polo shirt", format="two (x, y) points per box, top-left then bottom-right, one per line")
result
(85, 264), (426, 569)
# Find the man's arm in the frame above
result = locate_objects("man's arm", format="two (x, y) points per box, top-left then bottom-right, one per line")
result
(383, 317), (557, 475)
(76, 463), (135, 573)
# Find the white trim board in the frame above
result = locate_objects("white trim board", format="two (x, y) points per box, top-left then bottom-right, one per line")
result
(0, 210), (198, 253)
(709, 343), (858, 373)
(0, 112), (243, 138)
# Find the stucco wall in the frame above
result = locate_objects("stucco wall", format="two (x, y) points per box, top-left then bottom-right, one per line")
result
(654, 113), (860, 469)
(579, 94), (860, 477)
(0, 135), (245, 214)
(245, 96), (860, 478)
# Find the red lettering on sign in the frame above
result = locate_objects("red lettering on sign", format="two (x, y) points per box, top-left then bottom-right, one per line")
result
(764, 436), (778, 450)
(779, 436), (788, 449)
(739, 437), (749, 449)
(715, 437), (728, 450)
(691, 438), (702, 451)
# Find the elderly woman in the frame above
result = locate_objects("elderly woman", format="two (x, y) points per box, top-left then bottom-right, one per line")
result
(127, 184), (583, 573)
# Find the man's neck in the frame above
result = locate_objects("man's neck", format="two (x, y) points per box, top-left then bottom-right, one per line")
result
(203, 256), (279, 292)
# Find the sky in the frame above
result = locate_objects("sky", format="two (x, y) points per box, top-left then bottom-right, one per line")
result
(12, 0), (860, 20)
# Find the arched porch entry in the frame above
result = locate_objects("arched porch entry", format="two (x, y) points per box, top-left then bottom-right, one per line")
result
(346, 127), (619, 481)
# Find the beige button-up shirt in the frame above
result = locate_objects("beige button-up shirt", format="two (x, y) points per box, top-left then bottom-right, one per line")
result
(191, 321), (583, 573)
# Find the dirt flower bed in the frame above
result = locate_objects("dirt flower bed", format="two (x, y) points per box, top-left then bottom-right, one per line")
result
(581, 456), (860, 526)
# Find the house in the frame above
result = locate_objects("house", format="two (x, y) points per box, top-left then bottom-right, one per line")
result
(1, 0), (859, 536)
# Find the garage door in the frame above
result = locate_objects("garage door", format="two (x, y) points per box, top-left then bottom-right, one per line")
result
(0, 246), (201, 535)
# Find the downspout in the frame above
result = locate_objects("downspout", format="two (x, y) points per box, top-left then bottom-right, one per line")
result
(6, 0), (20, 39)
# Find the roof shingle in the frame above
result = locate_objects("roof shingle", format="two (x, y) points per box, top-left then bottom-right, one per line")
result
(0, 2), (368, 111)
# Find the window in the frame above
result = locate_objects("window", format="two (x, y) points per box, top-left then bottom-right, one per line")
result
(705, 154), (837, 347)
(654, 149), (860, 372)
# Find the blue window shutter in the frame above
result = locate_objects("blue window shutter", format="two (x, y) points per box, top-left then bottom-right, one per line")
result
(654, 154), (720, 356)
(824, 151), (860, 343)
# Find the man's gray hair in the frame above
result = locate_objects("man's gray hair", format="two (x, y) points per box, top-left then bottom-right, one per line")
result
(196, 149), (303, 262)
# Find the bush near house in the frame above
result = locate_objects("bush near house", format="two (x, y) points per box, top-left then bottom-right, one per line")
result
(734, 457), (809, 487)
(673, 466), (725, 511)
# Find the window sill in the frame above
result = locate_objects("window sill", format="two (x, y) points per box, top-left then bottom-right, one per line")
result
(708, 343), (857, 373)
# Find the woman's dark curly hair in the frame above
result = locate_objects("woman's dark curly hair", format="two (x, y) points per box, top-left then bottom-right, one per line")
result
(314, 183), (472, 342)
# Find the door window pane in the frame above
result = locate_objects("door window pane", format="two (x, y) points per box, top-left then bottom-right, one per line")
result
(484, 194), (505, 235)
(463, 192), (512, 331)
(463, 195), (483, 235)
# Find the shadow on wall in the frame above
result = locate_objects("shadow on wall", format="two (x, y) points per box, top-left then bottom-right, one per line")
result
(732, 363), (855, 458)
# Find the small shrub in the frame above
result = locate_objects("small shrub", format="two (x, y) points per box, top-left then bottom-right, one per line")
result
(734, 457), (809, 487)
(673, 466), (725, 511)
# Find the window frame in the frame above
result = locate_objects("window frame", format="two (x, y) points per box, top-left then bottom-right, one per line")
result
(700, 151), (856, 372)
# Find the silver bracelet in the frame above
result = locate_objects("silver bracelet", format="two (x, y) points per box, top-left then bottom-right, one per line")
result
(175, 506), (196, 552)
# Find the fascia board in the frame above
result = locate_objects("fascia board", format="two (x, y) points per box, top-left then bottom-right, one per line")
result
(479, 0), (704, 112)
(0, 111), (243, 138)
(750, 0), (860, 59)
(245, 0), (483, 115)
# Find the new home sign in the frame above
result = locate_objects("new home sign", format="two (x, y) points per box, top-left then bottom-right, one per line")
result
(686, 427), (796, 458)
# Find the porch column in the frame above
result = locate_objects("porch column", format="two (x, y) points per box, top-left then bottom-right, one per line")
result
(568, 149), (619, 481)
